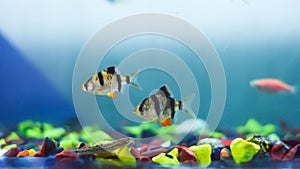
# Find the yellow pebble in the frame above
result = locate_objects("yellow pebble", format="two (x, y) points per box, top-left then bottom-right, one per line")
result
(194, 144), (212, 168)
(230, 138), (260, 164)
(168, 148), (179, 157)
(152, 153), (180, 166)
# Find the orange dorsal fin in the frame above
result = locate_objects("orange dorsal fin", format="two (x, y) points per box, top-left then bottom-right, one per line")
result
(107, 92), (117, 99)
(160, 117), (172, 127)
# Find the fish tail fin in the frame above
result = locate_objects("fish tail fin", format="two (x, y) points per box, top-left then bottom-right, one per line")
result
(181, 93), (196, 118)
(129, 69), (142, 90)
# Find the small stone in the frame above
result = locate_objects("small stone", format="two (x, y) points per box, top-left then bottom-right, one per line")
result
(60, 140), (79, 149)
(283, 144), (300, 160)
(230, 138), (260, 164)
(246, 134), (275, 154)
(168, 148), (179, 157)
(55, 149), (76, 158)
(6, 132), (21, 143)
(130, 147), (141, 158)
(194, 144), (212, 168)
(24, 128), (43, 139)
(237, 118), (276, 136)
(178, 147), (196, 163)
(271, 141), (291, 160)
(43, 127), (66, 139)
(112, 145), (136, 165)
(138, 156), (151, 162)
(211, 148), (221, 160)
(282, 139), (300, 148)
(17, 150), (30, 157)
(221, 139), (233, 147)
(18, 120), (41, 134)
(55, 149), (78, 168)
(220, 148), (231, 159)
(18, 143), (39, 151)
(3, 144), (17, 151)
(152, 153), (180, 165)
(197, 138), (223, 148)
(35, 137), (58, 157)
(0, 138), (6, 147)
(28, 149), (36, 156)
(4, 147), (19, 157)
(211, 131), (225, 138)
(141, 147), (168, 157)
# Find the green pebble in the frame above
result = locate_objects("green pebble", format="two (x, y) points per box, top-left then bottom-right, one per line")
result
(0, 139), (6, 147)
(123, 126), (142, 137)
(24, 128), (43, 139)
(42, 123), (54, 131)
(80, 128), (112, 144)
(194, 144), (212, 168)
(237, 118), (277, 136)
(60, 140), (80, 149)
(18, 120), (41, 134)
(239, 118), (262, 134)
(3, 144), (17, 151)
(152, 153), (180, 166)
(261, 124), (276, 136)
(44, 128), (66, 139)
(62, 132), (79, 141)
(6, 132), (19, 142)
(211, 131), (225, 138)
(230, 138), (260, 164)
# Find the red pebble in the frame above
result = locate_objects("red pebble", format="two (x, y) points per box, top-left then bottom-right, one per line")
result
(271, 142), (290, 160)
(221, 139), (233, 147)
(175, 145), (188, 152)
(138, 156), (152, 162)
(139, 146), (148, 153)
(55, 149), (76, 158)
(130, 147), (141, 158)
(182, 160), (197, 165)
(179, 147), (196, 163)
(283, 144), (300, 160)
(140, 148), (168, 157)
(4, 147), (19, 157)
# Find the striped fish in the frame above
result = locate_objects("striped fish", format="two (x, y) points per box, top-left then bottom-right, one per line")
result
(81, 66), (140, 98)
(133, 85), (196, 127)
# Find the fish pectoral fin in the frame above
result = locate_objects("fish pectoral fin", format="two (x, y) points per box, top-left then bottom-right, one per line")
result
(107, 92), (117, 99)
(160, 117), (172, 127)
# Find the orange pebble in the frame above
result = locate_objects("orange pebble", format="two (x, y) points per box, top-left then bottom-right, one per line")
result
(17, 150), (29, 157)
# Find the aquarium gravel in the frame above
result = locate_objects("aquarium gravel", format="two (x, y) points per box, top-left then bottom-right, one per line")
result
(0, 119), (300, 168)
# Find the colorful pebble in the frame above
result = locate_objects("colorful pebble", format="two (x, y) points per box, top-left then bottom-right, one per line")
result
(0, 119), (300, 168)
(230, 138), (260, 164)
(194, 144), (212, 167)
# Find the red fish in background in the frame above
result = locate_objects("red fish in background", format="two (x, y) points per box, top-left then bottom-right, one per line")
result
(250, 78), (295, 94)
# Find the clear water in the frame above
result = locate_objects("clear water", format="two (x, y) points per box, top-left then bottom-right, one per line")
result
(1, 0), (300, 142)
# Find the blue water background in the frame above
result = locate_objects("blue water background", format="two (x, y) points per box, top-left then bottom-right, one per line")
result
(0, 1), (300, 131)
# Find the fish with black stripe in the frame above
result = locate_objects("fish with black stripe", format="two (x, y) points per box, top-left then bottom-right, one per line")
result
(81, 66), (141, 98)
(133, 85), (196, 127)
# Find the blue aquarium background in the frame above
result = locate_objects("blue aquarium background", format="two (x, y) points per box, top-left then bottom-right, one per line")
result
(0, 0), (300, 131)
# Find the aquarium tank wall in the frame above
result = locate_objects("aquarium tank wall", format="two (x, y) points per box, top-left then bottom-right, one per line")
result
(0, 0), (300, 168)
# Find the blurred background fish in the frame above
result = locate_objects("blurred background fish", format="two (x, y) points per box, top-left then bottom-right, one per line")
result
(81, 66), (140, 98)
(133, 85), (195, 127)
(250, 78), (296, 94)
